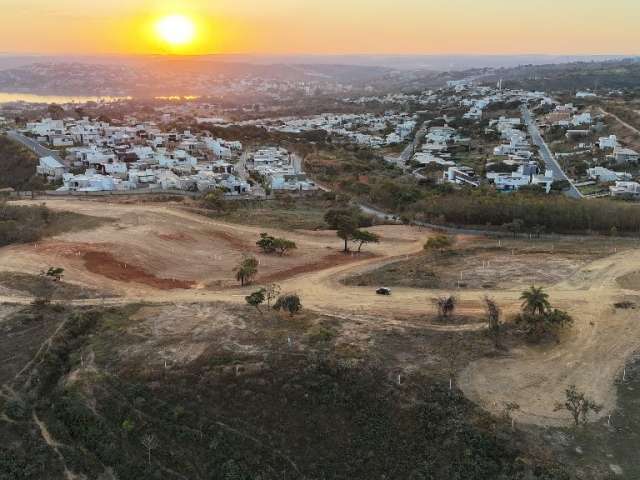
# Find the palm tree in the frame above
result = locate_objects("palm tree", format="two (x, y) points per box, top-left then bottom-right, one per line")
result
(520, 285), (551, 316)
(235, 256), (258, 286)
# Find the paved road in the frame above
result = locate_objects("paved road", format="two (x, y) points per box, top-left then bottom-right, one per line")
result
(236, 151), (266, 197)
(7, 130), (63, 162)
(521, 108), (583, 199)
(383, 122), (427, 170)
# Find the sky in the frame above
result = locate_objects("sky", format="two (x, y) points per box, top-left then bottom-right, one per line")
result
(1, 0), (639, 56)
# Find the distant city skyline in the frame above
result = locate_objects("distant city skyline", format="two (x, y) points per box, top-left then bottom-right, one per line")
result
(1, 0), (639, 56)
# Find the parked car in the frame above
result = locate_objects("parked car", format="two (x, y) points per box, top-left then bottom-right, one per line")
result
(376, 287), (392, 296)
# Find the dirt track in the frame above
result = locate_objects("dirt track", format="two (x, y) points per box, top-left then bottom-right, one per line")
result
(3, 198), (640, 427)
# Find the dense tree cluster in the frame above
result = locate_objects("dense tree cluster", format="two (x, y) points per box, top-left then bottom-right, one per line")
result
(414, 189), (640, 234)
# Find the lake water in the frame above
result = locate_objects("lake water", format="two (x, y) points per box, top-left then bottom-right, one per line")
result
(0, 92), (130, 105)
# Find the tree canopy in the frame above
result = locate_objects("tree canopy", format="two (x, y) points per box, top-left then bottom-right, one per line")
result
(235, 256), (259, 286)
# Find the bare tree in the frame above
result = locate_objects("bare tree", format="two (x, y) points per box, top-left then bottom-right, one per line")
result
(484, 296), (501, 348)
(141, 433), (159, 467)
(554, 385), (603, 426)
(433, 295), (457, 319)
(503, 401), (521, 431)
(265, 283), (281, 307)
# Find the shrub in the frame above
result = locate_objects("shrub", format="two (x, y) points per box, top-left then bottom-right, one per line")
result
(273, 294), (302, 316)
(5, 398), (29, 421)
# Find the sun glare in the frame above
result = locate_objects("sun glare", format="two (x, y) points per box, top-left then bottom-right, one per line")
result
(155, 15), (196, 47)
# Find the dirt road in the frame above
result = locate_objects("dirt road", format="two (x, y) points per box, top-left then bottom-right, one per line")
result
(599, 107), (640, 136)
(3, 198), (640, 427)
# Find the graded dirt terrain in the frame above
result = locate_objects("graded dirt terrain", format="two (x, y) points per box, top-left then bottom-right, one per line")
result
(0, 199), (389, 297)
(2, 198), (640, 428)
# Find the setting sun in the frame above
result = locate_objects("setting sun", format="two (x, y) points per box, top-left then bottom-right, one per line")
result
(155, 15), (196, 47)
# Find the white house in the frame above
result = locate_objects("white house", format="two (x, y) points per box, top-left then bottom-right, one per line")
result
(571, 113), (592, 126)
(612, 147), (639, 164)
(598, 135), (618, 150)
(610, 181), (640, 197)
(445, 166), (479, 187)
(59, 171), (126, 192)
(587, 167), (631, 183)
(128, 169), (157, 185)
(36, 156), (65, 180)
(489, 163), (554, 193)
(412, 152), (454, 167)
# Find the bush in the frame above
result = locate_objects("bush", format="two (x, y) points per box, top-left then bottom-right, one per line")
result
(305, 325), (337, 345)
(273, 294), (302, 316)
(5, 398), (29, 421)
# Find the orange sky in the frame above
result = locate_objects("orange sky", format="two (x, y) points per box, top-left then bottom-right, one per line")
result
(1, 0), (639, 55)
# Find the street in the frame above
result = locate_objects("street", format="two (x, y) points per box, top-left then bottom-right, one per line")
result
(383, 121), (427, 170)
(521, 108), (583, 199)
(7, 130), (63, 162)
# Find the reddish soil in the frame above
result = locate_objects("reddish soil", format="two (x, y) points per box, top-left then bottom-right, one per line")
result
(208, 230), (254, 251)
(156, 232), (195, 242)
(259, 252), (376, 284)
(82, 251), (194, 290)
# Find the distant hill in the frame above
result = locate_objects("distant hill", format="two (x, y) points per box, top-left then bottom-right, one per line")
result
(0, 59), (396, 96)
(0, 53), (632, 72)
(479, 57), (640, 91)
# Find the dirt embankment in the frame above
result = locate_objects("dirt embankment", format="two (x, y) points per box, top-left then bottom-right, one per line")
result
(83, 251), (194, 290)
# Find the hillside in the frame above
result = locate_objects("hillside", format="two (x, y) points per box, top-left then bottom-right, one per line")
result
(0, 135), (46, 191)
(481, 58), (640, 91)
(0, 303), (569, 480)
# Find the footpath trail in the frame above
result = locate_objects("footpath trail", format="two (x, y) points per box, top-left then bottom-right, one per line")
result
(3, 198), (640, 426)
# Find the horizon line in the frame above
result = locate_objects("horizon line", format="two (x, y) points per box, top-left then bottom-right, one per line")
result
(1, 52), (638, 58)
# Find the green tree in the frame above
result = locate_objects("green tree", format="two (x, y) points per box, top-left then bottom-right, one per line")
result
(554, 385), (603, 426)
(324, 208), (360, 253)
(257, 234), (297, 256)
(424, 234), (455, 254)
(520, 285), (551, 316)
(43, 267), (64, 282)
(256, 233), (276, 253)
(245, 288), (266, 313)
(272, 238), (297, 256)
(273, 294), (302, 316)
(235, 255), (258, 286)
(518, 286), (573, 341)
(352, 229), (380, 253)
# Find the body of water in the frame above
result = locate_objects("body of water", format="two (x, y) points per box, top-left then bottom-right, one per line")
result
(0, 92), (130, 105)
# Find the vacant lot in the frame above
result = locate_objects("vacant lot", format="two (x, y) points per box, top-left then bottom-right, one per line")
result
(344, 236), (633, 290)
(0, 199), (418, 299)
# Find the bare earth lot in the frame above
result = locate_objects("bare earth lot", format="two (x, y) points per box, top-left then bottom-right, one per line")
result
(2, 198), (640, 430)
